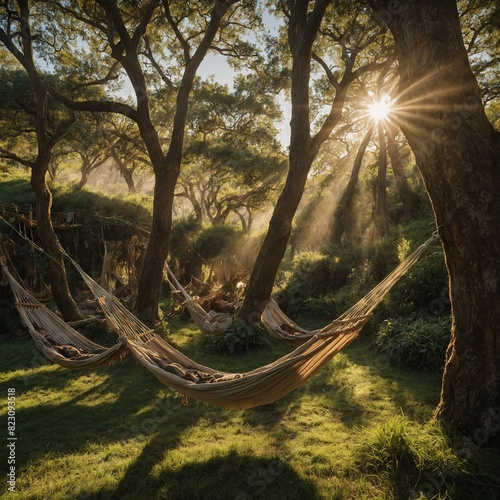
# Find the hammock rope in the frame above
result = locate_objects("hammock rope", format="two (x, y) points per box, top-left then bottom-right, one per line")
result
(164, 264), (233, 335)
(261, 234), (438, 346)
(67, 234), (437, 409)
(1, 259), (127, 370)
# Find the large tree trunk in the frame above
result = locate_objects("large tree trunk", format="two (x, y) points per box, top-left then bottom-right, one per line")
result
(238, 2), (323, 322)
(132, 1), (236, 324)
(238, 147), (315, 322)
(8, 0), (83, 322)
(371, 0), (500, 436)
(135, 156), (177, 322)
(31, 159), (83, 322)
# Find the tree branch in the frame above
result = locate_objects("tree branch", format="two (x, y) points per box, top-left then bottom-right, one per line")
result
(48, 87), (139, 121)
(0, 146), (34, 168)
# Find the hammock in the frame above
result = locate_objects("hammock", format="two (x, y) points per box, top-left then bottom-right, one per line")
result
(261, 235), (437, 346)
(164, 264), (233, 335)
(1, 261), (127, 370)
(69, 234), (436, 409)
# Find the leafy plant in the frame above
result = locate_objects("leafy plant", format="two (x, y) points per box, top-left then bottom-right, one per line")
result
(194, 224), (243, 261)
(373, 316), (451, 371)
(207, 318), (268, 354)
(358, 416), (466, 499)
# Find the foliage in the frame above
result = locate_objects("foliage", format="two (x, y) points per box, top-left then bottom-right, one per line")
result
(0, 170), (153, 225)
(384, 249), (449, 318)
(169, 217), (202, 259)
(373, 316), (451, 371)
(194, 224), (244, 261)
(1, 331), (498, 499)
(180, 78), (286, 229)
(275, 251), (332, 315)
(0, 292), (23, 336)
(358, 415), (467, 499)
(207, 318), (269, 355)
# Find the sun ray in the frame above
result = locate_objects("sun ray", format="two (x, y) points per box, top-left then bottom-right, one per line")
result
(368, 97), (393, 122)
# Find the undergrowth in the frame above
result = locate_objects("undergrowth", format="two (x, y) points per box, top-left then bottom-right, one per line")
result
(206, 318), (269, 354)
(357, 414), (500, 499)
(373, 316), (451, 371)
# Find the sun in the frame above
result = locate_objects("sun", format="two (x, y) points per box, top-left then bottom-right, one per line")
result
(368, 98), (392, 121)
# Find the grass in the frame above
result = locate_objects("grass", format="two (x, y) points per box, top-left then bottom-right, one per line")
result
(2, 317), (498, 499)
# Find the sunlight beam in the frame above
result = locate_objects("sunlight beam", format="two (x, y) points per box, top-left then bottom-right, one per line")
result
(368, 98), (392, 122)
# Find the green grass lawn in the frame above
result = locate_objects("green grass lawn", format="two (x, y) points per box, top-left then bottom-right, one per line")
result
(1, 318), (499, 499)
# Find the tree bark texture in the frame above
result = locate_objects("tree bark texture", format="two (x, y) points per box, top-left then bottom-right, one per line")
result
(372, 121), (389, 236)
(371, 0), (500, 436)
(2, 0), (82, 321)
(238, 0), (331, 321)
(134, 1), (236, 324)
(31, 155), (83, 322)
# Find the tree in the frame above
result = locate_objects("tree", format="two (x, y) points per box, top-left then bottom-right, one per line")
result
(48, 0), (257, 324)
(178, 79), (286, 229)
(330, 122), (374, 244)
(57, 112), (110, 188)
(100, 115), (151, 193)
(369, 0), (500, 436)
(239, 0), (393, 320)
(384, 121), (421, 217)
(0, 1), (82, 321)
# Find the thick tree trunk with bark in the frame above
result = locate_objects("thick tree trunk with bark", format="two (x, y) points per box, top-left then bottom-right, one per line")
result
(31, 158), (83, 322)
(130, 1), (237, 324)
(371, 0), (500, 436)
(136, 160), (177, 322)
(238, 1), (327, 321)
(238, 146), (315, 321)
(0, 0), (83, 322)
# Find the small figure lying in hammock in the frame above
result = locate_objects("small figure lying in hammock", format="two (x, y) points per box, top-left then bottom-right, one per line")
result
(147, 353), (242, 384)
(36, 328), (106, 359)
(279, 323), (302, 336)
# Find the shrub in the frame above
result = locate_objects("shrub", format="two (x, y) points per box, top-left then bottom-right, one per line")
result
(275, 251), (332, 314)
(368, 236), (400, 281)
(385, 249), (449, 318)
(194, 224), (243, 261)
(373, 316), (451, 371)
(207, 318), (268, 354)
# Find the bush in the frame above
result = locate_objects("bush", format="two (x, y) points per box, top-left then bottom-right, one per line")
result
(169, 217), (201, 257)
(373, 316), (451, 371)
(385, 249), (449, 318)
(207, 318), (268, 354)
(275, 251), (332, 314)
(194, 224), (244, 261)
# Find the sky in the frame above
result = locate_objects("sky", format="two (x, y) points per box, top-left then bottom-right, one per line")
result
(119, 8), (291, 147)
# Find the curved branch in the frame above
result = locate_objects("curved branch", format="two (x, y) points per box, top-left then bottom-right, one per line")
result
(0, 146), (34, 168)
(48, 87), (139, 121)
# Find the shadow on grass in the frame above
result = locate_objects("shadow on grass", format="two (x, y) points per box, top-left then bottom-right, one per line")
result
(1, 351), (198, 468)
(341, 340), (441, 419)
(92, 447), (319, 500)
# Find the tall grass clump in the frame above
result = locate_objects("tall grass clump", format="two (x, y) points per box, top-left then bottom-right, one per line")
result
(358, 415), (464, 499)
